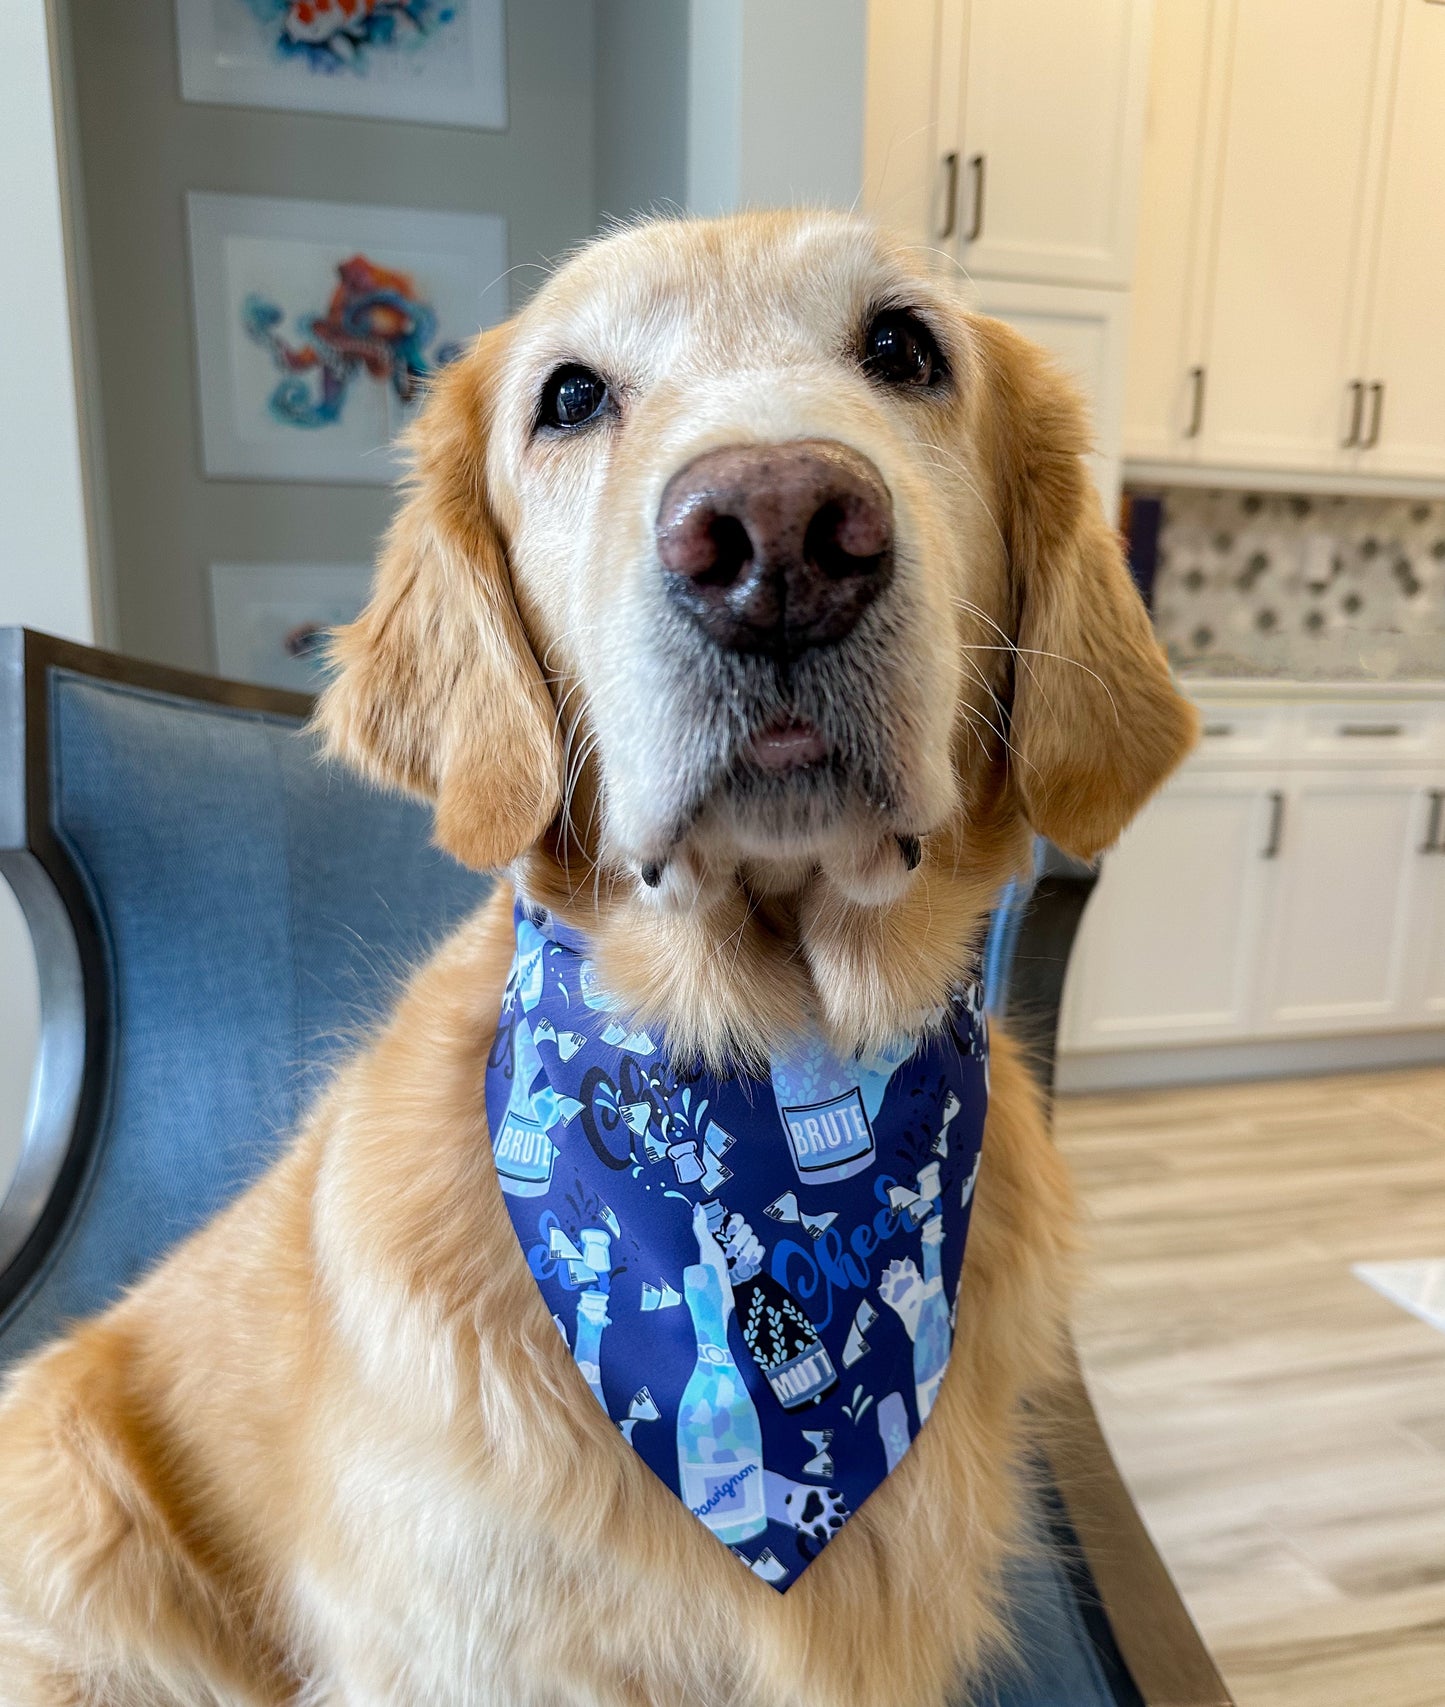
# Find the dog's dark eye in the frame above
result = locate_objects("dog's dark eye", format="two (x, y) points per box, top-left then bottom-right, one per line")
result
(539, 364), (610, 430)
(861, 310), (942, 389)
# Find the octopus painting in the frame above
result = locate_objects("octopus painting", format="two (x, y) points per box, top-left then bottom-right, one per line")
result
(242, 255), (464, 430)
(244, 0), (458, 73)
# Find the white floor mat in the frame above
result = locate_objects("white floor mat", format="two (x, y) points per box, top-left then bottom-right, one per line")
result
(1353, 1260), (1445, 1335)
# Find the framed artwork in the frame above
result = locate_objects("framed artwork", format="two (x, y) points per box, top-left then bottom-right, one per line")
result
(210, 561), (374, 691)
(175, 0), (506, 130)
(187, 191), (507, 483)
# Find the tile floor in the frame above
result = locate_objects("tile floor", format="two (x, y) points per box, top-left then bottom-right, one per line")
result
(1054, 1067), (1445, 1707)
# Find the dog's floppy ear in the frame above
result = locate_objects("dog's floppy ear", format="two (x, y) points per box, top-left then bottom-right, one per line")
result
(316, 323), (562, 870)
(971, 316), (1197, 858)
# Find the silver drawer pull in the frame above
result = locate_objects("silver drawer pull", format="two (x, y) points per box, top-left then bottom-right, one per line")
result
(1185, 366), (1207, 439)
(965, 153), (987, 243)
(1202, 723), (1234, 738)
(1424, 790), (1445, 857)
(1337, 723), (1404, 738)
(937, 152), (960, 241)
(1262, 791), (1285, 859)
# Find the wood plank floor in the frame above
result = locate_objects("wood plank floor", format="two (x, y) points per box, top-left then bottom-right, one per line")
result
(1054, 1067), (1445, 1707)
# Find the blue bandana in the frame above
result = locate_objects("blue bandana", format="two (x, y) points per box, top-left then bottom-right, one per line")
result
(485, 902), (988, 1591)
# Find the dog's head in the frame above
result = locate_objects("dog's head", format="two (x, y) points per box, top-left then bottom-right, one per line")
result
(319, 212), (1194, 1051)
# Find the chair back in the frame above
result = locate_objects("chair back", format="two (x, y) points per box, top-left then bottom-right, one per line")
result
(0, 631), (488, 1366)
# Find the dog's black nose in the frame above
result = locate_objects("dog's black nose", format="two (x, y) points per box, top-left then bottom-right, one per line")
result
(655, 440), (894, 658)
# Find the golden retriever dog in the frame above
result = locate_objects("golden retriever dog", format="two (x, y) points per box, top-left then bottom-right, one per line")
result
(0, 211), (1194, 1706)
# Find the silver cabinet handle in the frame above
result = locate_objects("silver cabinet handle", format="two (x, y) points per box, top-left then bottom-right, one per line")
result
(1424, 790), (1445, 856)
(1202, 722), (1234, 737)
(1338, 723), (1404, 738)
(1262, 791), (1285, 859)
(965, 153), (986, 243)
(937, 152), (960, 241)
(1185, 366), (1206, 439)
(1362, 381), (1385, 449)
(1343, 380), (1364, 447)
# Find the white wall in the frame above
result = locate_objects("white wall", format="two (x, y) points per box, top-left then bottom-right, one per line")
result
(687, 0), (868, 215)
(0, 0), (97, 1199)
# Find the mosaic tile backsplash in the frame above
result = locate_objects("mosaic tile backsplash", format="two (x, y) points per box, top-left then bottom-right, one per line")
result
(1149, 488), (1445, 680)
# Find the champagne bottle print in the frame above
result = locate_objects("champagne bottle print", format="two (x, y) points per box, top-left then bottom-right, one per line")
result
(492, 1013), (558, 1197)
(912, 1214), (951, 1424)
(572, 1227), (613, 1413)
(703, 1203), (837, 1410)
(574, 1288), (610, 1412)
(675, 1206), (767, 1545)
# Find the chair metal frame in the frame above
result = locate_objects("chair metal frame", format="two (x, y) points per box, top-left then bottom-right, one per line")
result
(0, 626), (1232, 1706)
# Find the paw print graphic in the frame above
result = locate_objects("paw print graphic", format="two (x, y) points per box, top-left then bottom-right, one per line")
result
(780, 1481), (848, 1544)
(879, 1257), (924, 1342)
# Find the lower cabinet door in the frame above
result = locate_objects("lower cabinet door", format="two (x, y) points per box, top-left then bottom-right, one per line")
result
(1257, 772), (1426, 1036)
(1061, 772), (1281, 1051)
(1408, 785), (1445, 1025)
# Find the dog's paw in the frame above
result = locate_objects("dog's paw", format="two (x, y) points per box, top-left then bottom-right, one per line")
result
(878, 1257), (924, 1340)
(633, 843), (726, 914)
(820, 833), (921, 909)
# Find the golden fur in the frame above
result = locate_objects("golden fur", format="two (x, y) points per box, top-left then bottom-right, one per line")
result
(0, 212), (1195, 1706)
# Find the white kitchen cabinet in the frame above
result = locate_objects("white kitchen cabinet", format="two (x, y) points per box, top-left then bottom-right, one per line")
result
(863, 0), (1149, 518)
(1194, 0), (1389, 473)
(968, 278), (1129, 512)
(936, 0), (1152, 288)
(1126, 0), (1445, 487)
(1409, 785), (1445, 1022)
(1256, 772), (1425, 1035)
(1353, 0), (1445, 480)
(1062, 772), (1281, 1050)
(1063, 692), (1445, 1070)
(864, 0), (1151, 285)
(1125, 0), (1393, 472)
(862, 0), (944, 245)
(1120, 0), (1220, 460)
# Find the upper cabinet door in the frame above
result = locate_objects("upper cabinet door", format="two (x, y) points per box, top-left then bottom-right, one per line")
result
(1194, 0), (1392, 472)
(948, 0), (1152, 287)
(1122, 0), (1222, 460)
(862, 0), (945, 246)
(1356, 0), (1445, 479)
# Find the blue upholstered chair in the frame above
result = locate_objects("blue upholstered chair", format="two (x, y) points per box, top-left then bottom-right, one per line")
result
(0, 628), (1230, 1707)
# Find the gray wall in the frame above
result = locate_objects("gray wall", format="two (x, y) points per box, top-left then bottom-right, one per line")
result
(65, 0), (598, 671)
(594, 0), (690, 222)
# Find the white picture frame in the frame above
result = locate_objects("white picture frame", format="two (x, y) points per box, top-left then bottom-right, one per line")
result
(187, 191), (507, 484)
(175, 0), (506, 130)
(210, 561), (374, 691)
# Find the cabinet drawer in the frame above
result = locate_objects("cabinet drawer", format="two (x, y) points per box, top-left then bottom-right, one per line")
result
(1297, 707), (1434, 763)
(1188, 706), (1287, 764)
